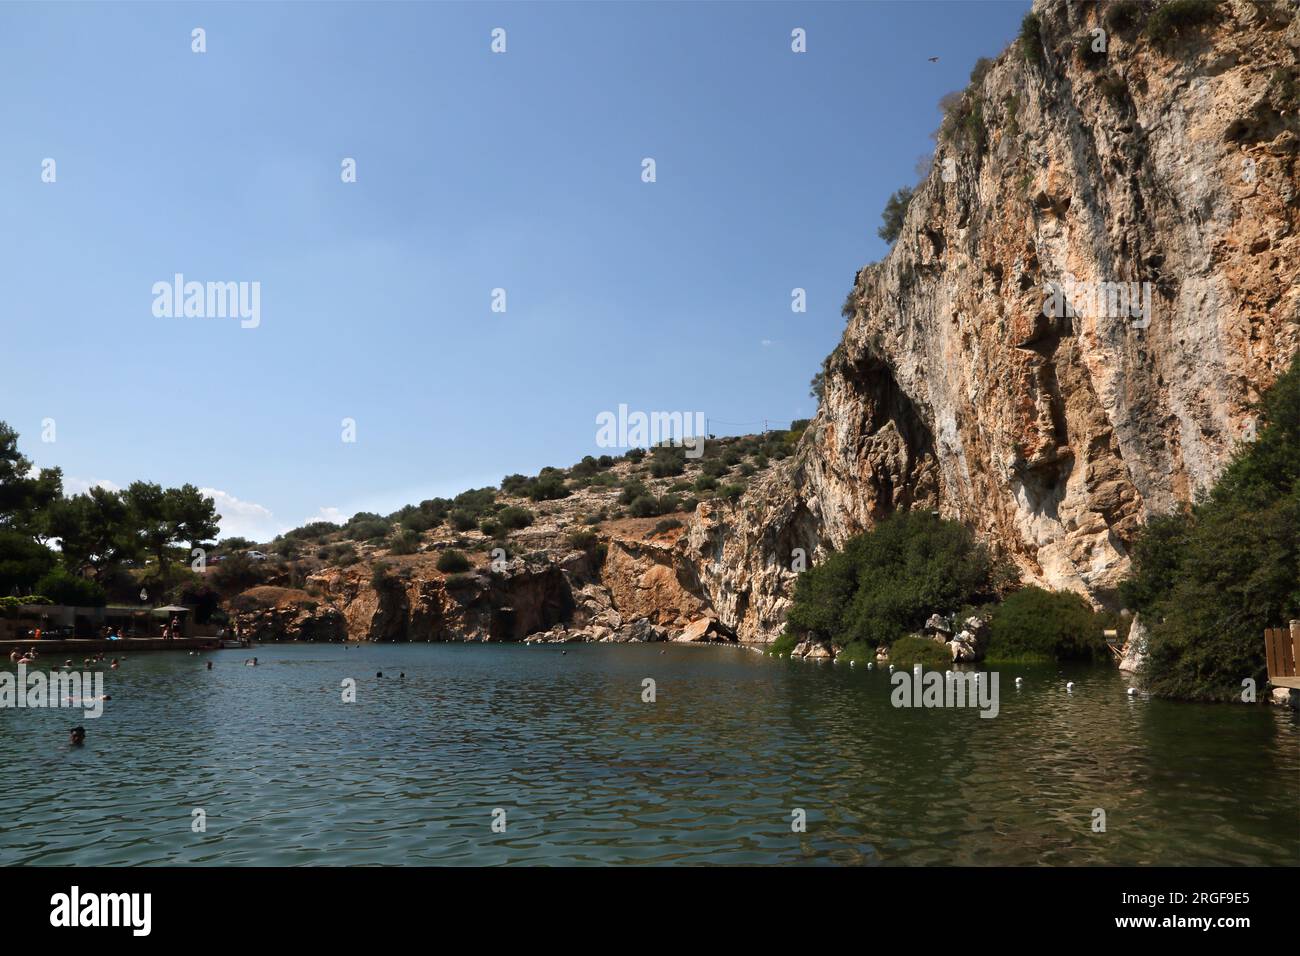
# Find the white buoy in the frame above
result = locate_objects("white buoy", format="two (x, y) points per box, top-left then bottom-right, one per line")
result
(1127, 687), (1138, 696)
(888, 664), (895, 673)
(867, 662), (874, 670)
(849, 660), (856, 667)
(1015, 676), (1023, 685)
(1066, 681), (1075, 692)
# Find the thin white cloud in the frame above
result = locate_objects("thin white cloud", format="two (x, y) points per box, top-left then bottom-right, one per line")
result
(200, 487), (286, 543)
(311, 506), (347, 526)
(64, 477), (122, 495)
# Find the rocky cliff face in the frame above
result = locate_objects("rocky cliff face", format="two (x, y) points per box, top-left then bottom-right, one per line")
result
(691, 0), (1300, 639)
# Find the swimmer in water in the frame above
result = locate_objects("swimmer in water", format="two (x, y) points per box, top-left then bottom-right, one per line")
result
(110, 659), (119, 669)
(69, 727), (86, 746)
(206, 661), (213, 670)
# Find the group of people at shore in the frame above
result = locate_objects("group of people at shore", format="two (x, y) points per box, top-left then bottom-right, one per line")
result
(7, 647), (121, 669)
(8, 614), (184, 643)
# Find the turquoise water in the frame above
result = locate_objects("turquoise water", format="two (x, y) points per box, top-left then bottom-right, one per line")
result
(1, 643), (1296, 865)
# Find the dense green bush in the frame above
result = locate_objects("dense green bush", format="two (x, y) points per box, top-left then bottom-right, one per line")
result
(210, 552), (264, 593)
(887, 635), (951, 670)
(1019, 12), (1043, 65)
(785, 511), (992, 653)
(501, 474), (530, 496)
(767, 632), (798, 657)
(448, 510), (477, 532)
(1121, 353), (1300, 700)
(649, 445), (686, 478)
(630, 495), (661, 518)
(495, 506), (534, 531)
(986, 586), (1108, 661)
(618, 480), (648, 506)
(346, 518), (390, 542)
(32, 567), (107, 607)
(436, 550), (471, 574)
(388, 530), (422, 555)
(400, 510), (438, 533)
(453, 488), (496, 515)
(284, 521), (339, 543)
(527, 475), (569, 501)
(0, 530), (57, 595)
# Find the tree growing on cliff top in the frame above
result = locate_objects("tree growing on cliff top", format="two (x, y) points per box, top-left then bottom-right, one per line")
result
(809, 371), (825, 405)
(876, 187), (913, 244)
(1122, 351), (1300, 701)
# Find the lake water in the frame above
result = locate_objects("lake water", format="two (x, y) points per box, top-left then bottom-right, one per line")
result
(1, 644), (1296, 865)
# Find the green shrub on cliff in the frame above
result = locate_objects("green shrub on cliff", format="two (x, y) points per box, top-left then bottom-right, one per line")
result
(1144, 0), (1218, 50)
(495, 506), (534, 531)
(1019, 12), (1044, 65)
(371, 560), (398, 589)
(388, 530), (422, 555)
(527, 475), (569, 502)
(986, 586), (1108, 662)
(877, 187), (913, 244)
(448, 510), (477, 532)
(1121, 353), (1300, 701)
(784, 511), (992, 652)
(436, 550), (471, 574)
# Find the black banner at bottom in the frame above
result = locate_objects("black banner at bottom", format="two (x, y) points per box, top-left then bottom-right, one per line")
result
(1, 865), (1286, 942)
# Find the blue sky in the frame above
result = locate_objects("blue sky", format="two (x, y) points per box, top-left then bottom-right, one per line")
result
(0, 0), (1029, 541)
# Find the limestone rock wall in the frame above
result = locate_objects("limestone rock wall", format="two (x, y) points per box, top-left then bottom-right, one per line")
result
(689, 0), (1300, 639)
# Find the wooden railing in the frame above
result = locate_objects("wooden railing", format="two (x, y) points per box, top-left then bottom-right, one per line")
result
(1264, 623), (1299, 688)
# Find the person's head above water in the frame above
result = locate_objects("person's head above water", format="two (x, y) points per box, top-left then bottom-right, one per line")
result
(69, 727), (85, 746)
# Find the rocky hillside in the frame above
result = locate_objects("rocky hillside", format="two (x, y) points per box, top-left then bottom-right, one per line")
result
(225, 434), (798, 644)
(691, 0), (1300, 639)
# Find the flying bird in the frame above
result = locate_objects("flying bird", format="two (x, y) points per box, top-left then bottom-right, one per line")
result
(928, 56), (940, 62)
